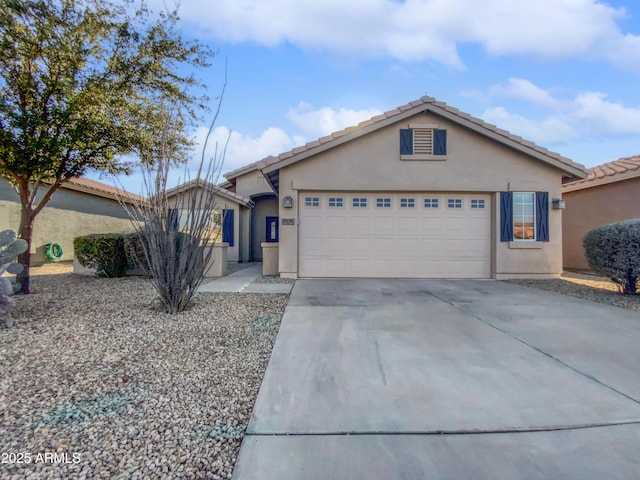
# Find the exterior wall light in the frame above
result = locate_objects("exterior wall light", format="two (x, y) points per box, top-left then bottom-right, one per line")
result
(552, 198), (566, 210)
(283, 196), (293, 208)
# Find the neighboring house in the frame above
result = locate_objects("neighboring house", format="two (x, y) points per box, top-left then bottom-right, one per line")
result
(221, 96), (588, 279)
(0, 177), (142, 265)
(562, 155), (640, 270)
(166, 180), (253, 263)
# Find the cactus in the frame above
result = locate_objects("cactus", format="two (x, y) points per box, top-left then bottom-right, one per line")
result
(0, 229), (28, 318)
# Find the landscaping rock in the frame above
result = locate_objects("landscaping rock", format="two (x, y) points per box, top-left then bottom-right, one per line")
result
(0, 273), (287, 479)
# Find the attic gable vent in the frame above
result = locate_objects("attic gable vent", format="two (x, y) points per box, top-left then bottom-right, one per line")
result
(400, 125), (447, 159)
(413, 128), (433, 154)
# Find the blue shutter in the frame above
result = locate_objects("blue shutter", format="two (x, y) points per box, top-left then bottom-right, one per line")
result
(400, 129), (413, 155)
(222, 209), (234, 246)
(536, 192), (549, 242)
(433, 129), (447, 155)
(500, 192), (513, 242)
(168, 208), (179, 231)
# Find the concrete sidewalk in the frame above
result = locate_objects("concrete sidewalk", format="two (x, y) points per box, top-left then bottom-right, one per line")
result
(198, 264), (293, 294)
(232, 278), (640, 479)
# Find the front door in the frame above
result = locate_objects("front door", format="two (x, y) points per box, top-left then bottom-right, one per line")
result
(266, 216), (279, 242)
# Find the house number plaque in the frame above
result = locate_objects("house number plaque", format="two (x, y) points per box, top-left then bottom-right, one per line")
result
(282, 218), (295, 226)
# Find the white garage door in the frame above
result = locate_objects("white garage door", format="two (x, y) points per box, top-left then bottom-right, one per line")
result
(299, 192), (491, 278)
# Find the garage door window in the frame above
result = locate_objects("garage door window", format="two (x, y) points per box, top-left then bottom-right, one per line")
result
(352, 197), (367, 208)
(328, 197), (343, 207)
(447, 198), (462, 209)
(424, 198), (439, 208)
(400, 198), (415, 208)
(376, 198), (391, 208)
(305, 197), (320, 207)
(471, 199), (485, 209)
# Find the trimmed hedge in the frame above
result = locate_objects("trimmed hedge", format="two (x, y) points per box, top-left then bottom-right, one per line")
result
(74, 234), (133, 278)
(583, 219), (640, 295)
(75, 232), (196, 278)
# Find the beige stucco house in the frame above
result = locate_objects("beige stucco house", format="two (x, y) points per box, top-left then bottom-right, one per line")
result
(562, 155), (640, 270)
(165, 180), (254, 263)
(220, 96), (588, 279)
(0, 177), (141, 265)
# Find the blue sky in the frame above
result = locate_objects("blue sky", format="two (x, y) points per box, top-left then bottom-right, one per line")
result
(98, 0), (640, 193)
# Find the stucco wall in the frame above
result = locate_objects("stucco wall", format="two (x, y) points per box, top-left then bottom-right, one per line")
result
(251, 195), (278, 260)
(235, 171), (274, 198)
(167, 187), (244, 262)
(563, 177), (640, 270)
(0, 181), (134, 265)
(230, 172), (276, 261)
(274, 111), (565, 278)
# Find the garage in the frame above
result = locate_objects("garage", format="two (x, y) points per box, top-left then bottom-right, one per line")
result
(299, 192), (491, 278)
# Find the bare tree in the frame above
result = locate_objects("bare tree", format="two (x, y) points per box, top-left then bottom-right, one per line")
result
(120, 87), (228, 313)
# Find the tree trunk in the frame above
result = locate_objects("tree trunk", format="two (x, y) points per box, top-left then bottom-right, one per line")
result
(16, 208), (35, 294)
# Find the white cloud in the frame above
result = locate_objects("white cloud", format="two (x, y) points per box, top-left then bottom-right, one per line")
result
(151, 0), (640, 72)
(490, 78), (565, 110)
(191, 125), (305, 176)
(286, 102), (383, 137)
(572, 92), (640, 136)
(482, 107), (577, 145)
(482, 78), (640, 146)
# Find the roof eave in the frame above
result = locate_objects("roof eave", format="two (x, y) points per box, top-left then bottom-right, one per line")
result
(166, 180), (253, 207)
(563, 168), (640, 193)
(261, 104), (427, 175)
(63, 181), (143, 204)
(260, 99), (588, 180)
(424, 103), (589, 180)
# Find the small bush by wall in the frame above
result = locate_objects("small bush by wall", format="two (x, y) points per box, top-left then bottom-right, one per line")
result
(74, 234), (130, 278)
(583, 219), (640, 295)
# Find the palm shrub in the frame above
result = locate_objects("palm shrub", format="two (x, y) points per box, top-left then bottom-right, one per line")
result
(583, 219), (640, 295)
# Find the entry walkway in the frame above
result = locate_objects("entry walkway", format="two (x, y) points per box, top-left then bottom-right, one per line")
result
(233, 278), (640, 479)
(198, 264), (293, 294)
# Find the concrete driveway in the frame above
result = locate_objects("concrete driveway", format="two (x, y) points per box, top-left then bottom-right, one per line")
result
(233, 279), (640, 479)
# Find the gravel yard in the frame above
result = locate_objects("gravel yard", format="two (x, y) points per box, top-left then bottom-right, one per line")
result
(0, 271), (288, 480)
(3, 264), (638, 479)
(507, 271), (640, 312)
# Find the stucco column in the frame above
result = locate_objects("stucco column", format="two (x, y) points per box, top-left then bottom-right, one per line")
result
(261, 242), (279, 276)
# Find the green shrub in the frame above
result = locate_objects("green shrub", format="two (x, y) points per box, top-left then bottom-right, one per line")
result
(583, 219), (640, 295)
(123, 233), (146, 271)
(123, 231), (194, 276)
(74, 234), (129, 278)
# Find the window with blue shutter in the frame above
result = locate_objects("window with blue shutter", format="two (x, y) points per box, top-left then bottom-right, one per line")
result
(222, 209), (234, 246)
(434, 129), (447, 155)
(501, 191), (550, 242)
(535, 192), (549, 242)
(400, 129), (413, 155)
(500, 192), (513, 242)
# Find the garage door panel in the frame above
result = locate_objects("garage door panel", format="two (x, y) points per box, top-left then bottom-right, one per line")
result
(324, 215), (348, 232)
(397, 216), (419, 230)
(299, 192), (491, 278)
(420, 220), (444, 235)
(323, 237), (347, 254)
(397, 238), (421, 253)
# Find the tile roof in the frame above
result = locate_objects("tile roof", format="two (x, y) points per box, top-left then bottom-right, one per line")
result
(65, 177), (145, 203)
(563, 155), (640, 192)
(224, 96), (588, 181)
(165, 179), (253, 207)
